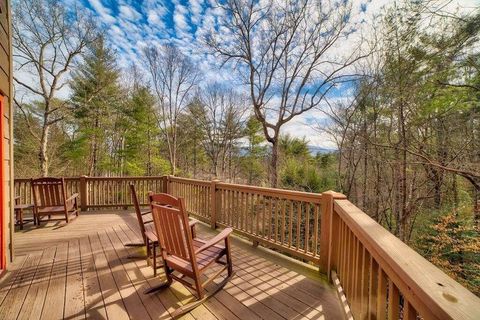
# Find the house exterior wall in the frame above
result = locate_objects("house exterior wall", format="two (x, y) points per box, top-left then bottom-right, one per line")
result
(0, 0), (14, 266)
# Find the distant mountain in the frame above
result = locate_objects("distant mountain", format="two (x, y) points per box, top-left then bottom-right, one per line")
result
(308, 146), (337, 155)
(238, 144), (336, 156)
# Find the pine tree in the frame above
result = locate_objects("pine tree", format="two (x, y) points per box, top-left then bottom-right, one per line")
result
(70, 36), (121, 176)
(120, 85), (165, 175)
(241, 116), (267, 185)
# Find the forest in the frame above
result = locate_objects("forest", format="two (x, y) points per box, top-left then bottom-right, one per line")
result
(12, 0), (479, 294)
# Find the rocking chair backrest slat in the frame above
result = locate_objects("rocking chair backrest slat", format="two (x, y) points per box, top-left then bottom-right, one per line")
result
(150, 194), (194, 263)
(161, 206), (188, 258)
(31, 177), (66, 208)
(130, 184), (147, 244)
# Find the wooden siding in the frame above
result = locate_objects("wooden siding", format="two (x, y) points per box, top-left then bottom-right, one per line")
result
(0, 211), (344, 319)
(0, 0), (13, 265)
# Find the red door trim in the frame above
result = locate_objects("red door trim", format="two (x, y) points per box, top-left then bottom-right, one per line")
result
(0, 94), (5, 270)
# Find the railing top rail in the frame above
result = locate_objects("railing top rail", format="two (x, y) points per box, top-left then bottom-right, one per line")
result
(85, 176), (166, 181)
(334, 199), (480, 320)
(217, 181), (323, 203)
(15, 176), (167, 182)
(15, 177), (80, 182)
(168, 176), (211, 187)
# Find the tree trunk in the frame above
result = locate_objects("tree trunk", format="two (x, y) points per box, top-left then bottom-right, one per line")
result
(474, 188), (480, 228)
(270, 139), (279, 187)
(193, 136), (197, 178)
(171, 156), (176, 175)
(89, 137), (97, 176)
(39, 124), (50, 177)
(146, 129), (152, 176)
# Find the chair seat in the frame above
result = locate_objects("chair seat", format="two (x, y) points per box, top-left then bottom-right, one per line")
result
(144, 219), (198, 244)
(14, 204), (34, 210)
(166, 238), (225, 274)
(37, 206), (67, 214)
(145, 229), (158, 243)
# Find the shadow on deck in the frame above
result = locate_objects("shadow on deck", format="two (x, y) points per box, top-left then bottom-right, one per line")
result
(0, 210), (344, 319)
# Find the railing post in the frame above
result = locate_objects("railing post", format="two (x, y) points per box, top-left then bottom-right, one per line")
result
(320, 190), (346, 279)
(210, 179), (220, 229)
(79, 175), (88, 211)
(162, 175), (169, 194)
(166, 175), (172, 194)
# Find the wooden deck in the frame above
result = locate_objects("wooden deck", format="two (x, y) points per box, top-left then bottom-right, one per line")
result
(0, 210), (344, 319)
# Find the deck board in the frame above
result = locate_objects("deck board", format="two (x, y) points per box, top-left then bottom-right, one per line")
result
(1, 210), (344, 319)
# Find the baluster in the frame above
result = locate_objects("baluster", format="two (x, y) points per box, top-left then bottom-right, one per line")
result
(228, 190), (234, 227)
(262, 195), (267, 238)
(200, 185), (204, 217)
(223, 189), (227, 225)
(305, 202), (310, 253)
(273, 198), (278, 242)
(296, 201), (301, 250)
(243, 192), (247, 231)
(235, 190), (240, 229)
(388, 280), (400, 320)
(288, 201), (293, 247)
(351, 237), (359, 315)
(255, 194), (260, 236)
(231, 189), (235, 227)
(267, 196), (272, 240)
(404, 301), (417, 320)
(218, 189), (222, 224)
(360, 248), (370, 319)
(230, 189), (235, 227)
(281, 199), (286, 245)
(346, 229), (353, 299)
(368, 255), (379, 320)
(246, 192), (251, 233)
(377, 268), (387, 319)
(313, 204), (319, 256)
(206, 185), (209, 218)
(339, 220), (346, 279)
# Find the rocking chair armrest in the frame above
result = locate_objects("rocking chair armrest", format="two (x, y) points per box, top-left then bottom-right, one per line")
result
(195, 227), (233, 255)
(66, 193), (79, 202)
(189, 219), (199, 239)
(188, 219), (199, 228)
(66, 193), (79, 208)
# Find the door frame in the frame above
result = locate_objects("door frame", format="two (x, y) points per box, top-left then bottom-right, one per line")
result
(0, 94), (5, 270)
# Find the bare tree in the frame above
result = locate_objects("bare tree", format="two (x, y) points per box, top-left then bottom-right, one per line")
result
(188, 84), (248, 178)
(144, 44), (200, 174)
(12, 0), (96, 176)
(207, 0), (367, 186)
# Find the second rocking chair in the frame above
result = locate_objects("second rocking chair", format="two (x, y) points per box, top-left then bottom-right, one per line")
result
(148, 193), (234, 318)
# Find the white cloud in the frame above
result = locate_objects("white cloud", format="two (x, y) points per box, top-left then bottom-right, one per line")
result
(88, 0), (116, 24)
(15, 0), (480, 146)
(147, 11), (161, 25)
(189, 0), (204, 24)
(119, 5), (142, 21)
(173, 3), (190, 35)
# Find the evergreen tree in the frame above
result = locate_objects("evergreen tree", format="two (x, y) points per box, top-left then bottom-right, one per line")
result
(241, 116), (267, 185)
(70, 36), (122, 176)
(120, 85), (167, 175)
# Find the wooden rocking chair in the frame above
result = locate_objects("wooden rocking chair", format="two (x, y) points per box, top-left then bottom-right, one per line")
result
(146, 192), (198, 277)
(147, 194), (234, 318)
(31, 177), (79, 225)
(127, 185), (197, 277)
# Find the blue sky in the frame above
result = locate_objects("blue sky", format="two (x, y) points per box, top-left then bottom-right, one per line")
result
(68, 0), (478, 148)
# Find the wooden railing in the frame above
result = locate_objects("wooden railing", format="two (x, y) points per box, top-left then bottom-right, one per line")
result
(168, 176), (212, 223)
(14, 176), (166, 210)
(15, 177), (81, 207)
(13, 175), (480, 319)
(166, 176), (328, 262)
(326, 198), (480, 320)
